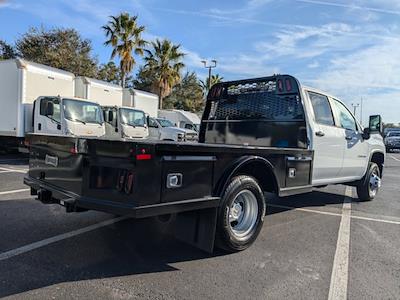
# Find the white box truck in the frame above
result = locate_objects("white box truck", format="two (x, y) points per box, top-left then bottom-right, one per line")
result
(0, 59), (106, 151)
(122, 88), (159, 117)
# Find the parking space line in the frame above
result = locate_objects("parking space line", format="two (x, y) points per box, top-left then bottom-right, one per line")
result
(351, 214), (400, 225)
(389, 155), (400, 162)
(267, 203), (342, 217)
(0, 216), (128, 261)
(0, 188), (30, 196)
(328, 186), (352, 300)
(267, 203), (400, 225)
(0, 167), (28, 173)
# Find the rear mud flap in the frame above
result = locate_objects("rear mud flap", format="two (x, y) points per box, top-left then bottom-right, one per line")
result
(174, 207), (218, 253)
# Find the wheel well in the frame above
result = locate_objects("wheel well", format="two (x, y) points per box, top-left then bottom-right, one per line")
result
(371, 152), (384, 174)
(232, 161), (278, 194)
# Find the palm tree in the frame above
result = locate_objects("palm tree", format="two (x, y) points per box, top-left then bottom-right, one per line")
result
(200, 74), (224, 95)
(102, 13), (146, 87)
(144, 39), (185, 109)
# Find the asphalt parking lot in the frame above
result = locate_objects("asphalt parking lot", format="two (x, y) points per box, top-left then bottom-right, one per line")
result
(0, 153), (399, 300)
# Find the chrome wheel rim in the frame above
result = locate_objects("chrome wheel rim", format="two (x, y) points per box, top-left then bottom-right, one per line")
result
(228, 190), (259, 240)
(369, 170), (381, 197)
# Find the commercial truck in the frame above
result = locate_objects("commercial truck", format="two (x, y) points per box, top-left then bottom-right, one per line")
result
(0, 59), (105, 151)
(102, 106), (148, 139)
(75, 78), (158, 139)
(24, 75), (385, 253)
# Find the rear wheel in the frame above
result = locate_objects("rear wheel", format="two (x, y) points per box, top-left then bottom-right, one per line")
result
(356, 162), (381, 201)
(216, 176), (266, 252)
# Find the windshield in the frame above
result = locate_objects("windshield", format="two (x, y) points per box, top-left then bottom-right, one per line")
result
(63, 99), (103, 124)
(120, 108), (146, 127)
(387, 131), (400, 137)
(157, 118), (174, 127)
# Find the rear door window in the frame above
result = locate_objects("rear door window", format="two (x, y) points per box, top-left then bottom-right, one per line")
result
(308, 92), (335, 126)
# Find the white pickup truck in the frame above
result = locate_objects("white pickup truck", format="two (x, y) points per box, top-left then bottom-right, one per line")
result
(147, 117), (198, 142)
(25, 75), (385, 252)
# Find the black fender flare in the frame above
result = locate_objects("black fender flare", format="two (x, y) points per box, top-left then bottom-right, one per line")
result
(214, 155), (279, 197)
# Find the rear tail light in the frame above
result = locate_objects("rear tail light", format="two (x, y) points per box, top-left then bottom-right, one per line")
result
(124, 172), (134, 194)
(116, 170), (127, 192)
(285, 79), (292, 92)
(277, 79), (283, 92)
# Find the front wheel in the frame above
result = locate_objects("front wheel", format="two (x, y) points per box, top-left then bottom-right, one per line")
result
(216, 176), (266, 252)
(356, 162), (381, 201)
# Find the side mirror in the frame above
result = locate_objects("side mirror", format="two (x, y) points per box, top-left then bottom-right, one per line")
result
(45, 102), (54, 116)
(369, 115), (382, 133)
(362, 127), (370, 140)
(108, 111), (114, 122)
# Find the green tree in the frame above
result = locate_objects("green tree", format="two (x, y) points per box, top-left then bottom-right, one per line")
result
(103, 13), (146, 87)
(15, 27), (98, 76)
(97, 61), (121, 85)
(200, 74), (224, 95)
(144, 39), (185, 109)
(130, 66), (158, 92)
(164, 72), (204, 113)
(0, 40), (16, 60)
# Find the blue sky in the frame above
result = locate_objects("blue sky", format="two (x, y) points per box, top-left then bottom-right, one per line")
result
(1, 0), (400, 124)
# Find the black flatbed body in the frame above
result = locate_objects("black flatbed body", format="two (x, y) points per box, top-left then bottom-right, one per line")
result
(24, 74), (316, 252)
(24, 134), (313, 217)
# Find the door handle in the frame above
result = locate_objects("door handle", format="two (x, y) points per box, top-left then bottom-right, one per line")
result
(315, 131), (325, 137)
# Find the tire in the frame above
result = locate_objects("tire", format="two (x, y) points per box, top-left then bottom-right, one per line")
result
(216, 175), (266, 252)
(356, 162), (381, 201)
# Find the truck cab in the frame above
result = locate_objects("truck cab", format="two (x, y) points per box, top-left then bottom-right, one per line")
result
(301, 86), (385, 186)
(102, 106), (149, 139)
(33, 96), (105, 137)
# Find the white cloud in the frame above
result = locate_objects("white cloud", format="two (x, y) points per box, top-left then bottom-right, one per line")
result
(295, 0), (400, 16)
(304, 38), (400, 123)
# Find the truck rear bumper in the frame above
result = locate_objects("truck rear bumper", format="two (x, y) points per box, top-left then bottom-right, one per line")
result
(24, 175), (220, 218)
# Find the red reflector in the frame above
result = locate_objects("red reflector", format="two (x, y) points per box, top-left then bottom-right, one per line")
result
(285, 79), (292, 91)
(136, 154), (152, 160)
(277, 79), (283, 92)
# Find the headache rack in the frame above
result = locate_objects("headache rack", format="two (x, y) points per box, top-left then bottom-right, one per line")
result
(199, 75), (308, 149)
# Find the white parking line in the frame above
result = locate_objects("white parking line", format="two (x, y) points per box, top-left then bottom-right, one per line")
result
(0, 167), (28, 174)
(0, 188), (30, 196)
(390, 155), (400, 162)
(0, 216), (128, 261)
(328, 186), (352, 300)
(267, 203), (400, 225)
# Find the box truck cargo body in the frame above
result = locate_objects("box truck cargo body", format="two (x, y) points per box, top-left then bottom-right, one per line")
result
(122, 88), (159, 117)
(0, 59), (75, 148)
(75, 76), (123, 106)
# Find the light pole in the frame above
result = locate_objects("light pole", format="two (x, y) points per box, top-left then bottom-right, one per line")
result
(351, 103), (360, 117)
(201, 59), (217, 91)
